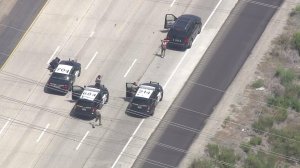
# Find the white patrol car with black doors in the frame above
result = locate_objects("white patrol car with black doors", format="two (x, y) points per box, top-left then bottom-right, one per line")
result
(46, 59), (81, 94)
(71, 85), (109, 118)
(126, 81), (163, 117)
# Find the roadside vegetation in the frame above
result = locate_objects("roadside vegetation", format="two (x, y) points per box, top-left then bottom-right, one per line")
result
(189, 5), (300, 168)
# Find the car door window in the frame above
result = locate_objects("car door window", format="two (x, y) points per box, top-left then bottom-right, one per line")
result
(164, 14), (177, 29)
(126, 83), (135, 98)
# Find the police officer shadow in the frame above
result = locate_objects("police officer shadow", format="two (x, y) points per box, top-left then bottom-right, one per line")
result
(160, 29), (169, 33)
(122, 97), (132, 102)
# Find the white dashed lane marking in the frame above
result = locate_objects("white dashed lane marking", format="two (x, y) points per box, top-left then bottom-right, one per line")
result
(85, 51), (98, 70)
(89, 31), (95, 37)
(0, 118), (11, 135)
(170, 0), (176, 7)
(76, 131), (89, 150)
(123, 59), (137, 78)
(36, 123), (50, 143)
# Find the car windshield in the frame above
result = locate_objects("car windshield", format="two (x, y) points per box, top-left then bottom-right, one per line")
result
(77, 99), (94, 107)
(132, 97), (148, 106)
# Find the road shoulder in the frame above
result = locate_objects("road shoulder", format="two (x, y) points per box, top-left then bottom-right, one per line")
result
(179, 0), (298, 167)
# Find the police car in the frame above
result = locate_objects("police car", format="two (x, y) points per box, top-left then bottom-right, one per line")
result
(71, 85), (109, 118)
(46, 59), (81, 94)
(126, 81), (163, 117)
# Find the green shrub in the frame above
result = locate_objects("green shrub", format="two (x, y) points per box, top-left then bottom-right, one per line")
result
(252, 79), (264, 89)
(290, 5), (300, 16)
(240, 142), (251, 153)
(269, 128), (300, 161)
(252, 116), (274, 133)
(207, 144), (219, 159)
(249, 136), (262, 146)
(244, 151), (276, 168)
(291, 98), (300, 112)
(284, 84), (300, 99)
(207, 144), (239, 168)
(268, 83), (300, 112)
(293, 32), (300, 54)
(189, 159), (214, 168)
(275, 68), (295, 86)
(274, 109), (288, 123)
(295, 5), (300, 12)
(267, 96), (290, 109)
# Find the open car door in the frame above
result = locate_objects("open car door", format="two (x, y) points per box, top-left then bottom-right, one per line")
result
(164, 14), (177, 29)
(72, 85), (84, 100)
(126, 83), (136, 99)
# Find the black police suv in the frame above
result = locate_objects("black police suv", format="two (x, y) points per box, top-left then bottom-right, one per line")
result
(46, 59), (81, 94)
(164, 14), (202, 50)
(126, 81), (163, 117)
(71, 85), (109, 118)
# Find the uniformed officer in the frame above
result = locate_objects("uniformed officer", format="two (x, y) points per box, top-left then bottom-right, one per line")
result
(132, 82), (139, 94)
(95, 75), (102, 88)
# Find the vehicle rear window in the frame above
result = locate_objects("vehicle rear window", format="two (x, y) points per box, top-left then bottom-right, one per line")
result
(77, 99), (94, 107)
(132, 97), (149, 105)
(169, 29), (187, 38)
(48, 77), (68, 85)
(51, 73), (69, 80)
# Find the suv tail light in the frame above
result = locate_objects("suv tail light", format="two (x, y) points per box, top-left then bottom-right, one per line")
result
(184, 37), (188, 44)
(62, 84), (68, 90)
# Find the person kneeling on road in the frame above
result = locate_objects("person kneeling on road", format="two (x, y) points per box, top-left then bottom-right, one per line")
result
(49, 57), (60, 71)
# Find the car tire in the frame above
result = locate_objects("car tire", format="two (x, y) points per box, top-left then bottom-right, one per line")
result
(150, 107), (155, 116)
(160, 92), (163, 101)
(69, 82), (73, 91)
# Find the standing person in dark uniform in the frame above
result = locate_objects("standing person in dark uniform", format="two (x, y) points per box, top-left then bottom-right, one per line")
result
(92, 109), (102, 128)
(95, 75), (102, 88)
(132, 82), (138, 93)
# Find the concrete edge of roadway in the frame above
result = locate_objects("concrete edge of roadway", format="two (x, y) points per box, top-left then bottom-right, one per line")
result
(112, 0), (240, 167)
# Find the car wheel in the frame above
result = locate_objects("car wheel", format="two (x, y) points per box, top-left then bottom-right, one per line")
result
(160, 92), (163, 101)
(151, 107), (155, 116)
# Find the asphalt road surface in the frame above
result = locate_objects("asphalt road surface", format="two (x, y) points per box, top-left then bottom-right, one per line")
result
(0, 0), (47, 67)
(0, 0), (233, 168)
(133, 0), (284, 167)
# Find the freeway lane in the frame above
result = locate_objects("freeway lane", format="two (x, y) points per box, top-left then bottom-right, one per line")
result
(133, 0), (284, 167)
(0, 0), (47, 67)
